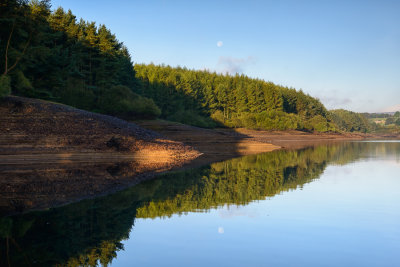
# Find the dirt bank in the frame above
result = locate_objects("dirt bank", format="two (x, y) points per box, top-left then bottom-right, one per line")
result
(136, 120), (394, 166)
(0, 96), (199, 215)
(1, 96), (397, 215)
(135, 120), (279, 167)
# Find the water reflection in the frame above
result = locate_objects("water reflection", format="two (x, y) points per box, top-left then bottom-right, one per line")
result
(0, 161), (157, 216)
(0, 141), (399, 266)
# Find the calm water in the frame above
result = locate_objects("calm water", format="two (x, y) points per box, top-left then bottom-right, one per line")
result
(1, 141), (399, 266)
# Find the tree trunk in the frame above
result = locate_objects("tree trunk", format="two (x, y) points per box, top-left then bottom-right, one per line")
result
(3, 21), (15, 75)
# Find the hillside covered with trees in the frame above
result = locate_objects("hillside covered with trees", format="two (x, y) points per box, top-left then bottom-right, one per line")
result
(0, 0), (160, 118)
(1, 0), (379, 133)
(134, 64), (338, 131)
(329, 109), (371, 133)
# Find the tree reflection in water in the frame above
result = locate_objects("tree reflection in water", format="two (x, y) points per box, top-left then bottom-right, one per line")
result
(1, 141), (399, 266)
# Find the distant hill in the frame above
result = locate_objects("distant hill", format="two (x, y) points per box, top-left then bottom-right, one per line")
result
(361, 112), (394, 118)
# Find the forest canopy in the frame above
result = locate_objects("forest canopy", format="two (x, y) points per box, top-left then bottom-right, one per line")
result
(1, 0), (378, 133)
(134, 64), (338, 131)
(330, 109), (371, 133)
(0, 0), (160, 118)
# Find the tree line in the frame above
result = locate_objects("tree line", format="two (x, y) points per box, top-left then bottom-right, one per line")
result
(134, 63), (339, 131)
(384, 111), (400, 126)
(1, 0), (375, 133)
(330, 109), (371, 133)
(360, 111), (400, 130)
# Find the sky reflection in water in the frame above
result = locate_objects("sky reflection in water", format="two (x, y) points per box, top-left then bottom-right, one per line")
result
(0, 142), (399, 267)
(113, 143), (400, 267)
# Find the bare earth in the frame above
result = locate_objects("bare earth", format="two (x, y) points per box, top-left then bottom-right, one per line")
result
(0, 96), (199, 215)
(1, 96), (398, 215)
(136, 120), (397, 166)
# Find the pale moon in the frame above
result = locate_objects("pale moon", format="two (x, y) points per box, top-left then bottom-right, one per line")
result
(217, 41), (223, 47)
(218, 227), (224, 234)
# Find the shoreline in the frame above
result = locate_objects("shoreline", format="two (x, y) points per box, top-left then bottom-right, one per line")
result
(1, 96), (399, 216)
(136, 120), (398, 167)
(0, 96), (200, 215)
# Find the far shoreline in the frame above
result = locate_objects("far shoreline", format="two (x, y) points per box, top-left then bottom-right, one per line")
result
(136, 119), (400, 168)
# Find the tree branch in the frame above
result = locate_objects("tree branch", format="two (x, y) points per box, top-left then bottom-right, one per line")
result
(7, 33), (32, 73)
(4, 20), (16, 75)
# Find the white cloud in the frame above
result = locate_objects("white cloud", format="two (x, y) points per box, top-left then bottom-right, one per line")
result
(381, 104), (400, 112)
(218, 206), (258, 218)
(217, 56), (255, 75)
(311, 89), (353, 110)
(320, 96), (352, 108)
(217, 41), (223, 47)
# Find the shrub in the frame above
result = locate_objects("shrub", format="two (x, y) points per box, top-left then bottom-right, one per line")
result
(307, 115), (331, 132)
(97, 85), (161, 119)
(210, 110), (225, 125)
(167, 110), (217, 128)
(0, 75), (11, 97)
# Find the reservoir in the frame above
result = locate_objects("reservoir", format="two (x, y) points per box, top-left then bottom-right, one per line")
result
(1, 141), (399, 266)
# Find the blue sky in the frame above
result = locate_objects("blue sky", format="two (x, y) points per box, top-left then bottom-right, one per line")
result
(51, 0), (400, 112)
